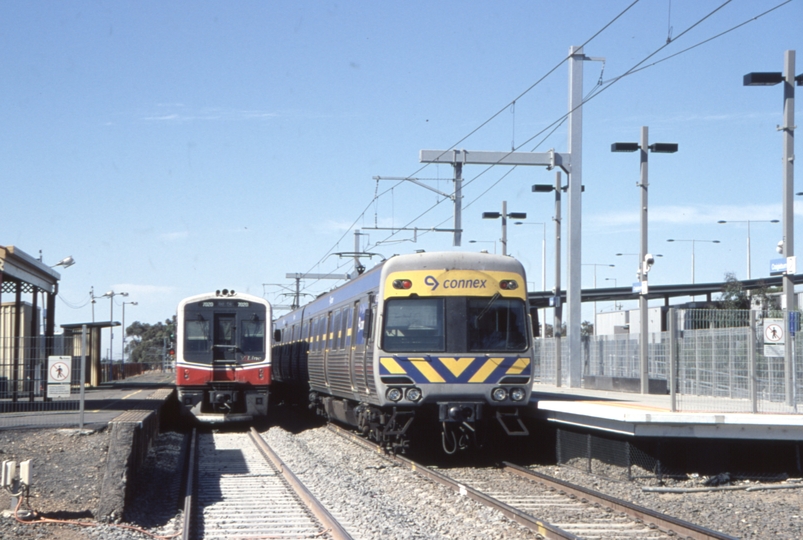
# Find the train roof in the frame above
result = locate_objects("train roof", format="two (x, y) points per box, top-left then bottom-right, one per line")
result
(274, 251), (527, 326)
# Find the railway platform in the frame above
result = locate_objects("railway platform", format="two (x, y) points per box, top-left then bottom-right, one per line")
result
(527, 383), (803, 441)
(0, 370), (175, 431)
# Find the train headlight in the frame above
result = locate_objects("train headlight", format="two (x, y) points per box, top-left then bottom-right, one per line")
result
(491, 387), (508, 401)
(392, 279), (413, 290)
(510, 387), (526, 402)
(499, 279), (519, 290)
(386, 387), (403, 402)
(405, 387), (422, 402)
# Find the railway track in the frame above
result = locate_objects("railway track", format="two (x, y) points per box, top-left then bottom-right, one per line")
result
(327, 424), (738, 540)
(181, 428), (351, 540)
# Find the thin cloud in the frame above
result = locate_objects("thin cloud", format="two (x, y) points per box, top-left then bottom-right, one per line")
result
(160, 231), (189, 242)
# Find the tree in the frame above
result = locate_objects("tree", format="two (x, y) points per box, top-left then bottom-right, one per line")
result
(126, 317), (176, 365)
(718, 272), (750, 310)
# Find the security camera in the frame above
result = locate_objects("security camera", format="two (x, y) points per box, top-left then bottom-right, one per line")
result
(642, 253), (655, 274)
(777, 240), (784, 254)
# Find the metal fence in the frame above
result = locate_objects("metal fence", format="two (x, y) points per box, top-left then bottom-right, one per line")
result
(0, 334), (146, 428)
(536, 309), (803, 414)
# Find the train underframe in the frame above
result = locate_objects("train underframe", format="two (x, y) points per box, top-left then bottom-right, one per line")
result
(308, 391), (528, 454)
(178, 382), (269, 423)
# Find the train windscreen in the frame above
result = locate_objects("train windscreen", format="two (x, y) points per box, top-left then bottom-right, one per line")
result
(382, 296), (528, 353)
(182, 299), (267, 364)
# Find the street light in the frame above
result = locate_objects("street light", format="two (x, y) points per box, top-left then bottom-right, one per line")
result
(582, 263), (615, 288)
(101, 290), (128, 362)
(50, 256), (75, 269)
(122, 301), (138, 363)
(468, 240), (497, 254)
(604, 278), (622, 310)
(532, 171), (564, 384)
(716, 219), (779, 279)
(743, 50), (803, 316)
(514, 221), (547, 338)
(612, 126), (677, 395)
(482, 200), (526, 256)
(666, 239), (720, 284)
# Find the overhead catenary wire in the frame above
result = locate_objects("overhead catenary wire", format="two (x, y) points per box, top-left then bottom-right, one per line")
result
(294, 0), (790, 299)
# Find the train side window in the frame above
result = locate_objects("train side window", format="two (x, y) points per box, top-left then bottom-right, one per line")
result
(312, 317), (321, 351)
(331, 309), (341, 350)
(363, 304), (373, 341)
(340, 307), (351, 350)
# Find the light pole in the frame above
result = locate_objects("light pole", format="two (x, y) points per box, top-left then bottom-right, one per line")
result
(533, 171), (564, 385)
(101, 290), (128, 362)
(122, 301), (138, 363)
(745, 50), (801, 406)
(515, 221), (547, 337)
(612, 127), (678, 394)
(716, 220), (780, 279)
(482, 201), (526, 256)
(468, 240), (497, 254)
(666, 239), (720, 284)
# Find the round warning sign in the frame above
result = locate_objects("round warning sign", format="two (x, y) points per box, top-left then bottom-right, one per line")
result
(764, 322), (784, 343)
(48, 356), (72, 383)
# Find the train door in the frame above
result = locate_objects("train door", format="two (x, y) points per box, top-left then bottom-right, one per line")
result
(213, 313), (237, 361)
(323, 311), (333, 388)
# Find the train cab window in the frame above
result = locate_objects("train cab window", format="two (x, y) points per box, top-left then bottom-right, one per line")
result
(383, 298), (445, 352)
(241, 316), (265, 356)
(186, 318), (211, 353)
(213, 314), (237, 361)
(467, 297), (528, 352)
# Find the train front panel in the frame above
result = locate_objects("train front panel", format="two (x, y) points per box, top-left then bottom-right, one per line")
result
(370, 252), (534, 450)
(176, 290), (271, 423)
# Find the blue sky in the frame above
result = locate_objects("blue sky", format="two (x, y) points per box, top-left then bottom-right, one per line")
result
(1, 1), (802, 357)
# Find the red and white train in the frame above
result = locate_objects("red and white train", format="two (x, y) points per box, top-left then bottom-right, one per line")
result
(175, 290), (272, 423)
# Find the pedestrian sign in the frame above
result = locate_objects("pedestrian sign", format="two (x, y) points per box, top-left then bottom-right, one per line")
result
(47, 356), (72, 398)
(763, 318), (785, 358)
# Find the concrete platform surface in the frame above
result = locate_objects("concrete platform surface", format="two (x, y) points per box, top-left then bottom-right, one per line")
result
(528, 383), (803, 440)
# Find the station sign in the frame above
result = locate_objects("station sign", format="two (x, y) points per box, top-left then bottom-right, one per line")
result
(770, 256), (797, 276)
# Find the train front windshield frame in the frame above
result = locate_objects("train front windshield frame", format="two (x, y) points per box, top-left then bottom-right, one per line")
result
(183, 300), (267, 364)
(382, 296), (529, 353)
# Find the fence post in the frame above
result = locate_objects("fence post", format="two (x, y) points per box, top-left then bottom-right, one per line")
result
(749, 310), (757, 413)
(80, 325), (87, 430)
(669, 308), (677, 412)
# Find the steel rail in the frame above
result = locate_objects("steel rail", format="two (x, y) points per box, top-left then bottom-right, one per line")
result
(181, 428), (197, 540)
(502, 462), (738, 540)
(249, 427), (352, 540)
(327, 424), (578, 540)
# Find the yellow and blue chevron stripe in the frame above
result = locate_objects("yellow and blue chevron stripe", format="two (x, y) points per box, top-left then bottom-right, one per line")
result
(379, 355), (531, 384)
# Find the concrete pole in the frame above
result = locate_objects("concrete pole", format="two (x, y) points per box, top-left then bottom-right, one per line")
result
(554, 171), (563, 386)
(567, 46), (584, 387)
(639, 126), (649, 394)
(501, 200), (508, 256)
(782, 50), (796, 405)
(454, 152), (463, 247)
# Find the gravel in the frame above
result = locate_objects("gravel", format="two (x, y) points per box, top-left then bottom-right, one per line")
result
(2, 419), (803, 539)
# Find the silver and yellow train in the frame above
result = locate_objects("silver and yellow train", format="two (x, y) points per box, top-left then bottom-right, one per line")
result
(272, 251), (535, 453)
